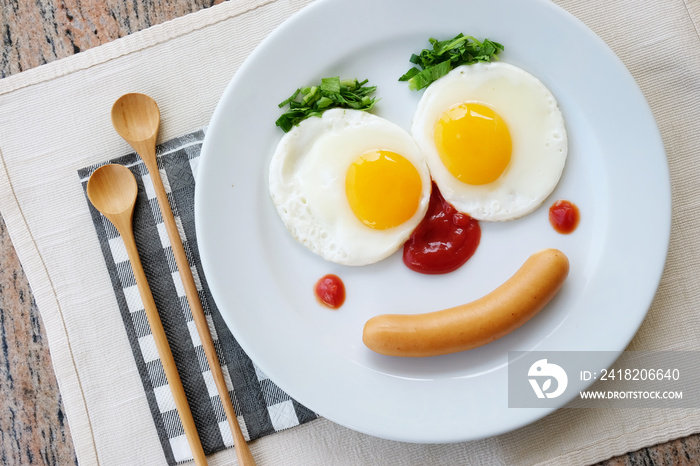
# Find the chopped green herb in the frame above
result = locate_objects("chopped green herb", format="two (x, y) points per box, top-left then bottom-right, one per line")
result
(399, 34), (504, 91)
(275, 77), (379, 132)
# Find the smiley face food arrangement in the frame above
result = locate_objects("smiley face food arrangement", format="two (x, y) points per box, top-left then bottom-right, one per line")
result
(269, 35), (575, 356)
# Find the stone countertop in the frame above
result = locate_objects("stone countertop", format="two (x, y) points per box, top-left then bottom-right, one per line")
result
(0, 1), (698, 464)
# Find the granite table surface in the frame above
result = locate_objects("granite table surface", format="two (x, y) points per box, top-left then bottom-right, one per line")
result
(1, 0), (699, 465)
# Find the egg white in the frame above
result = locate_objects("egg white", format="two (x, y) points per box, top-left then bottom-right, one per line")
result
(269, 108), (431, 266)
(412, 62), (568, 221)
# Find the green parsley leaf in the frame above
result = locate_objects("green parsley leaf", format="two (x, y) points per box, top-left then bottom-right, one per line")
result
(276, 77), (379, 132)
(399, 34), (504, 91)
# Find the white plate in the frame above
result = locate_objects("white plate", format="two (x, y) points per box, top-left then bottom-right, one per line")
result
(195, 0), (670, 443)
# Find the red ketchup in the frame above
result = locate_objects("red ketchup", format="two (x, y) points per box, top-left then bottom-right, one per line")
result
(549, 200), (580, 234)
(314, 274), (345, 309)
(403, 182), (481, 274)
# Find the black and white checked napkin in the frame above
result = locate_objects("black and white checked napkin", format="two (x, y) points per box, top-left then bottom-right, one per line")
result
(79, 129), (317, 464)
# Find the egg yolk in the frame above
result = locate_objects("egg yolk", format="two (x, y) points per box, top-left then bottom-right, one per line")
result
(345, 150), (422, 230)
(434, 102), (512, 185)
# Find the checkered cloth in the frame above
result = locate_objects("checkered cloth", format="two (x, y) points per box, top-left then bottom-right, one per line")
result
(78, 129), (317, 464)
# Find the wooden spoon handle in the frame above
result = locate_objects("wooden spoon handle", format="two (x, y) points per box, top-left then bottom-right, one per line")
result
(144, 161), (256, 466)
(118, 224), (208, 466)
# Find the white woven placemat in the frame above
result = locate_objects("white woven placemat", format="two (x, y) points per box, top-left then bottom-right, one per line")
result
(1, 0), (700, 464)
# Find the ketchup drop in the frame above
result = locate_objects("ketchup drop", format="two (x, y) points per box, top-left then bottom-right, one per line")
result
(549, 200), (580, 234)
(403, 182), (481, 274)
(314, 274), (345, 309)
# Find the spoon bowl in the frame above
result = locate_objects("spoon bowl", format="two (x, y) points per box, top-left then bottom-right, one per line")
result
(111, 93), (161, 155)
(86, 164), (138, 219)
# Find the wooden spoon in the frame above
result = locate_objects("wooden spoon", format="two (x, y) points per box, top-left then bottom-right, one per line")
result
(87, 164), (207, 465)
(111, 94), (256, 466)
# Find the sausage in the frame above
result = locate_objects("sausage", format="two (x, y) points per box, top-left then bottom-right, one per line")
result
(362, 248), (569, 357)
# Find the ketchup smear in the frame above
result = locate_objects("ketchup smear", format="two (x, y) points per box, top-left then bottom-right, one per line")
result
(314, 274), (346, 309)
(549, 200), (580, 234)
(403, 182), (481, 274)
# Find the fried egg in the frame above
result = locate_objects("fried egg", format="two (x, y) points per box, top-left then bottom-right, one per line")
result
(269, 108), (431, 266)
(411, 62), (567, 221)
